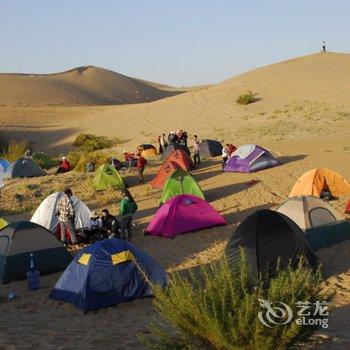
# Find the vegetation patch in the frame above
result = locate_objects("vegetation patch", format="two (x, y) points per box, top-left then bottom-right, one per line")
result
(236, 90), (257, 105)
(2, 140), (28, 162)
(67, 150), (111, 172)
(141, 252), (325, 350)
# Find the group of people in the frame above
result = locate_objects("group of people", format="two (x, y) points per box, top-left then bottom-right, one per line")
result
(55, 188), (138, 246)
(157, 130), (188, 154)
(221, 144), (237, 165)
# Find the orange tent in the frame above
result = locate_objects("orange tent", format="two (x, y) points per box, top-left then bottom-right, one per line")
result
(289, 168), (350, 198)
(138, 144), (157, 158)
(166, 149), (193, 171)
(151, 161), (181, 188)
(345, 200), (350, 214)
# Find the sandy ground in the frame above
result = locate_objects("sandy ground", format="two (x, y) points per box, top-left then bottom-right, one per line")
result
(0, 52), (350, 349)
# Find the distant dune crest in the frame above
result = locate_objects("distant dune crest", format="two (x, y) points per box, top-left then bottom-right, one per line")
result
(0, 65), (185, 106)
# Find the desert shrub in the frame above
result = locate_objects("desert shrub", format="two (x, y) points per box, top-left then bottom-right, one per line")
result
(2, 140), (29, 162)
(72, 133), (114, 152)
(33, 152), (57, 169)
(236, 90), (256, 105)
(140, 251), (324, 350)
(69, 150), (110, 172)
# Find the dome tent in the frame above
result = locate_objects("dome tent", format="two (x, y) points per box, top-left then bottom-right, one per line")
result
(160, 169), (205, 204)
(225, 210), (318, 275)
(0, 221), (72, 283)
(0, 218), (8, 230)
(151, 161), (181, 189)
(289, 168), (350, 198)
(138, 144), (157, 158)
(50, 238), (167, 311)
(0, 159), (10, 171)
(199, 140), (223, 157)
(4, 157), (45, 178)
(162, 143), (190, 159)
(31, 192), (91, 233)
(92, 164), (124, 191)
(224, 144), (278, 173)
(146, 194), (226, 238)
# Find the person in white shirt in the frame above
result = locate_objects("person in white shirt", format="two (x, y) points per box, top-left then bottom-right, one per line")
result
(222, 144), (229, 166)
(193, 135), (201, 168)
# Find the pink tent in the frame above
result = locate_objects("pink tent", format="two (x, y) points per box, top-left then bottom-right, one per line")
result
(146, 194), (226, 238)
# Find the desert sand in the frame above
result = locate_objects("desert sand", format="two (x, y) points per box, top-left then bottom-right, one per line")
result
(0, 52), (349, 349)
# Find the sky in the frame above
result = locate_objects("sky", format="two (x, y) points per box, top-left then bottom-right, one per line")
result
(0, 1), (349, 86)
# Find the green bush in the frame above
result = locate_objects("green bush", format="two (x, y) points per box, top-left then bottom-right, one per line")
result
(72, 133), (114, 152)
(33, 152), (57, 169)
(2, 140), (29, 162)
(68, 150), (110, 172)
(140, 251), (324, 350)
(236, 90), (256, 105)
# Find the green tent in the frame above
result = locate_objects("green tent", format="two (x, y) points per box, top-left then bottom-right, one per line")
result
(160, 170), (205, 204)
(93, 164), (124, 191)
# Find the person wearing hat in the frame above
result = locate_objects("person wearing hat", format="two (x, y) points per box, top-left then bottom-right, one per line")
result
(55, 188), (78, 246)
(55, 156), (71, 175)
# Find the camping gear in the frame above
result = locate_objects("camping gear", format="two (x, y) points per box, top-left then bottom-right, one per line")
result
(289, 168), (350, 198)
(26, 253), (40, 290)
(92, 164), (124, 191)
(151, 161), (181, 189)
(31, 192), (91, 234)
(146, 194), (226, 238)
(0, 221), (72, 283)
(162, 143), (191, 159)
(50, 238), (167, 311)
(4, 158), (45, 178)
(199, 140), (223, 157)
(346, 200), (350, 214)
(224, 144), (278, 173)
(0, 218), (8, 230)
(139, 144), (157, 158)
(277, 196), (344, 231)
(0, 159), (10, 171)
(85, 162), (95, 172)
(166, 149), (193, 170)
(225, 210), (318, 274)
(160, 170), (205, 204)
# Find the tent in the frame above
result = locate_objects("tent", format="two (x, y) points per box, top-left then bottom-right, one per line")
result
(151, 161), (181, 189)
(50, 238), (167, 311)
(139, 144), (157, 158)
(225, 210), (318, 274)
(0, 221), (72, 283)
(0, 218), (8, 230)
(162, 143), (190, 159)
(92, 164), (124, 191)
(277, 196), (344, 231)
(346, 200), (350, 214)
(0, 164), (3, 189)
(160, 170), (205, 204)
(31, 192), (91, 234)
(166, 149), (193, 170)
(199, 140), (223, 157)
(0, 159), (10, 171)
(146, 194), (226, 238)
(4, 157), (45, 178)
(289, 168), (350, 198)
(224, 144), (278, 173)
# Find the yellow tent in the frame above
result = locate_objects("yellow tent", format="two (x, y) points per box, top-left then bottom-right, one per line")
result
(0, 218), (8, 230)
(138, 144), (157, 158)
(289, 168), (350, 197)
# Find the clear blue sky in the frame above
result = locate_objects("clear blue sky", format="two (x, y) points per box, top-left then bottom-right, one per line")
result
(0, 1), (349, 86)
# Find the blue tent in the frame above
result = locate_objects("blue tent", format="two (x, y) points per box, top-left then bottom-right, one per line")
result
(0, 159), (10, 171)
(50, 238), (167, 311)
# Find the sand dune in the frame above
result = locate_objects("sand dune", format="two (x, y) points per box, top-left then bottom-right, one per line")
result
(0, 66), (185, 106)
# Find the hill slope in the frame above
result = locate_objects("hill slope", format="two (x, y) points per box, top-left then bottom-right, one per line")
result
(0, 66), (184, 106)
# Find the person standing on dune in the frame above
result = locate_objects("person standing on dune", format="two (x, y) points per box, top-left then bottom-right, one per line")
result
(322, 41), (326, 52)
(193, 135), (201, 168)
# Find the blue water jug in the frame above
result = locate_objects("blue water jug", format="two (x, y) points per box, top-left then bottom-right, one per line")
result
(26, 253), (40, 290)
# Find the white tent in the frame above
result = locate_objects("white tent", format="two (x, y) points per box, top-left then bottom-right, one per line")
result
(277, 195), (344, 231)
(0, 164), (4, 189)
(31, 192), (91, 233)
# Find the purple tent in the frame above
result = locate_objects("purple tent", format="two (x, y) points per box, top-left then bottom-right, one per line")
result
(224, 144), (278, 173)
(145, 194), (226, 238)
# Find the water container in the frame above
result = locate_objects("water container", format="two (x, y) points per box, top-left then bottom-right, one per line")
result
(26, 253), (40, 290)
(26, 270), (40, 290)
